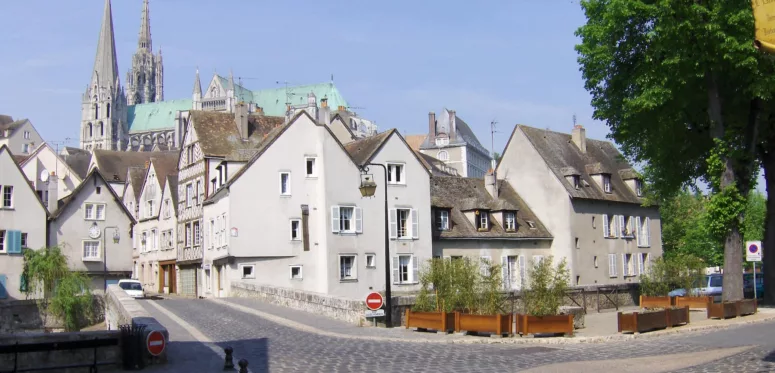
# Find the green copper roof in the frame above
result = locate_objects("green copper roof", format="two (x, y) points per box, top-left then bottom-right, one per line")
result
(252, 83), (348, 116)
(127, 99), (192, 133)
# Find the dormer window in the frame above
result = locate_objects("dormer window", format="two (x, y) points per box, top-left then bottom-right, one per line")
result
(635, 180), (643, 197)
(602, 174), (612, 193)
(526, 221), (536, 229)
(504, 211), (516, 231)
(476, 210), (489, 231)
(573, 175), (580, 189)
(436, 209), (450, 231)
(435, 137), (449, 146)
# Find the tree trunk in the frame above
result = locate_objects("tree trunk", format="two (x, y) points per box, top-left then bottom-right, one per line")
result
(762, 147), (775, 304)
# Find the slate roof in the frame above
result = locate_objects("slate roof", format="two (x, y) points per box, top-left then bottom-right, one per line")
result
(0, 119), (29, 138)
(148, 153), (179, 187)
(343, 130), (393, 166)
(0, 115), (13, 126)
(12, 155), (30, 165)
(188, 111), (285, 160)
(92, 149), (178, 182)
(415, 151), (457, 176)
(516, 125), (642, 204)
(431, 176), (551, 239)
(61, 150), (92, 179)
(127, 167), (146, 202)
(420, 109), (490, 157)
(166, 175), (179, 214)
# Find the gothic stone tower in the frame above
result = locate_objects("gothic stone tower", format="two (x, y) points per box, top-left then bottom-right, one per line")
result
(81, 0), (127, 151)
(126, 0), (164, 105)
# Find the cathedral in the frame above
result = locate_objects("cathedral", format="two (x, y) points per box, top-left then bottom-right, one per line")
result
(79, 0), (377, 152)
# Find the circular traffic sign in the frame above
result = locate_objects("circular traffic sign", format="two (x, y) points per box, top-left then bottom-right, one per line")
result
(749, 244), (759, 254)
(365, 292), (384, 311)
(146, 330), (166, 356)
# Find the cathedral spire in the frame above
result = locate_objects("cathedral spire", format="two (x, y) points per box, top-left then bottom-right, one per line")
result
(138, 0), (152, 51)
(92, 0), (119, 89)
(193, 68), (202, 95)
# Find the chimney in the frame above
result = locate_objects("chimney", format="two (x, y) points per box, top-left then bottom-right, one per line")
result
(320, 103), (331, 126)
(428, 112), (436, 139)
(484, 170), (497, 199)
(47, 172), (58, 213)
(572, 124), (586, 153)
(235, 102), (249, 139)
(256, 106), (264, 115)
(337, 105), (346, 112)
(449, 110), (456, 141)
(321, 98), (328, 108)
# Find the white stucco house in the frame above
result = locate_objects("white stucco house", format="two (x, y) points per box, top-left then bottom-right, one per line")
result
(201, 111), (432, 300)
(497, 124), (662, 286)
(0, 145), (48, 301)
(18, 143), (89, 212)
(0, 116), (44, 156)
(48, 170), (137, 293)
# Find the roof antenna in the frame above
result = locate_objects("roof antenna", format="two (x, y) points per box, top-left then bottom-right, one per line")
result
(490, 119), (498, 173)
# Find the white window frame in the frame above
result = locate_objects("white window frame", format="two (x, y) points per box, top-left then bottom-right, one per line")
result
(193, 220), (201, 246)
(141, 231), (148, 252)
(480, 256), (492, 277)
(290, 265), (303, 280)
(240, 264), (255, 279)
(209, 219), (215, 249)
(185, 223), (192, 247)
(635, 180), (643, 196)
(290, 219), (301, 241)
(477, 211), (489, 230)
(573, 175), (580, 189)
(150, 229), (158, 251)
(82, 240), (101, 261)
(164, 199), (171, 219)
(396, 208), (412, 239)
(393, 254), (418, 284)
(436, 210), (449, 231)
(84, 203), (106, 221)
(437, 150), (449, 161)
(339, 255), (357, 281)
(602, 214), (617, 238)
(603, 174), (612, 193)
(332, 206), (362, 234)
(279, 172), (291, 196)
(635, 216), (651, 247)
(186, 183), (193, 207)
(638, 253), (648, 275)
(608, 254), (618, 278)
(435, 137), (449, 146)
(387, 163), (406, 185)
(365, 253), (376, 268)
(504, 211), (516, 231)
(305, 157), (317, 178)
(622, 253), (634, 277)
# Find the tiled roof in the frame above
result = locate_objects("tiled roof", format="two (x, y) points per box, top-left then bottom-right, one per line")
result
(0, 119), (29, 138)
(92, 149), (179, 182)
(148, 153), (179, 188)
(404, 135), (426, 152)
(431, 176), (551, 239)
(12, 155), (30, 165)
(127, 167), (146, 203)
(343, 130), (393, 166)
(166, 175), (179, 214)
(61, 150), (91, 179)
(0, 115), (13, 126)
(517, 125), (642, 204)
(127, 99), (193, 133)
(188, 111), (285, 160)
(415, 151), (457, 176)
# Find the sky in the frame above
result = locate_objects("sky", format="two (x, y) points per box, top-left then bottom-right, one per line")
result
(0, 0), (765, 192)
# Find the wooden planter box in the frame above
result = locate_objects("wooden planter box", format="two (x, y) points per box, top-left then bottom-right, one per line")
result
(454, 312), (512, 336)
(618, 309), (667, 333)
(675, 296), (712, 309)
(515, 314), (574, 337)
(666, 306), (690, 327)
(405, 309), (455, 333)
(639, 295), (674, 308)
(707, 299), (757, 319)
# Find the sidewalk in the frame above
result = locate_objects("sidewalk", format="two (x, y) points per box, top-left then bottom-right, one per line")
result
(217, 297), (775, 344)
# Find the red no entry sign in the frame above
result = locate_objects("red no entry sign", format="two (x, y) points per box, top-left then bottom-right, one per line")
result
(366, 292), (384, 311)
(146, 330), (166, 356)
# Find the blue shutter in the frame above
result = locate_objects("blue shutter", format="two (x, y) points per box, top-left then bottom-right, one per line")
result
(7, 231), (21, 254)
(0, 275), (7, 299)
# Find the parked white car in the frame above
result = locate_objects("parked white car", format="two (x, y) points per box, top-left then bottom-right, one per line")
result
(118, 279), (145, 299)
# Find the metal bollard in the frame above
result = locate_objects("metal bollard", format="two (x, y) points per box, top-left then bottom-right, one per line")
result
(223, 346), (235, 370)
(238, 359), (248, 373)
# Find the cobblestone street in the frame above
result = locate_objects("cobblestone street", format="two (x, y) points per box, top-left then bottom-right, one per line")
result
(136, 298), (775, 372)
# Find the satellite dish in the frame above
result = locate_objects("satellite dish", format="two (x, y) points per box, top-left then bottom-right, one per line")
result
(40, 171), (49, 182)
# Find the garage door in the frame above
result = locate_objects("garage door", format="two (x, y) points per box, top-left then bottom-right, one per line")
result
(179, 267), (196, 296)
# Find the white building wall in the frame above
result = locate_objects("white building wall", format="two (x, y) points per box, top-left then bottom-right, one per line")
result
(20, 145), (82, 204)
(0, 120), (43, 156)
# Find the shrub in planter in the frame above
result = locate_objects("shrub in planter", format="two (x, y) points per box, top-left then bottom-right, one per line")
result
(639, 255), (705, 299)
(516, 257), (574, 337)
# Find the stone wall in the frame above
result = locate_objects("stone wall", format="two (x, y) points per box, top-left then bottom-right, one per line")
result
(231, 282), (368, 325)
(104, 284), (168, 365)
(0, 330), (121, 373)
(0, 296), (104, 333)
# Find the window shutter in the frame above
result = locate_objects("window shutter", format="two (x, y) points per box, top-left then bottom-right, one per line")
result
(0, 275), (6, 299)
(608, 254), (616, 277)
(622, 254), (627, 276)
(479, 256), (491, 277)
(355, 207), (363, 233)
(635, 217), (642, 246)
(619, 216), (626, 237)
(392, 256), (399, 284)
(411, 209), (419, 239)
(603, 215), (610, 238)
(518, 255), (527, 288)
(19, 274), (27, 292)
(8, 231), (21, 254)
(331, 206), (340, 233)
(645, 217), (651, 246)
(637, 253), (644, 275)
(389, 209), (397, 239)
(412, 256), (419, 283)
(501, 256), (508, 289)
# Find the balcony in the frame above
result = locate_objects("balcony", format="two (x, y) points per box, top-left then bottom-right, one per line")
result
(202, 98), (226, 111)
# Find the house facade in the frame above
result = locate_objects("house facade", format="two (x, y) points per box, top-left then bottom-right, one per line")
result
(48, 170), (136, 293)
(416, 109), (492, 178)
(497, 124), (662, 286)
(0, 117), (44, 156)
(430, 175), (553, 290)
(0, 145), (48, 301)
(19, 143), (86, 211)
(131, 156), (178, 294)
(201, 112), (432, 300)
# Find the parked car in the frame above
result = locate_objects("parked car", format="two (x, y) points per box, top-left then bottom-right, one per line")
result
(668, 274), (723, 302)
(744, 273), (764, 299)
(118, 279), (145, 299)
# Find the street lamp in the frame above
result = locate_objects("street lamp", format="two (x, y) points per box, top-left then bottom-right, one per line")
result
(93, 222), (120, 291)
(358, 164), (393, 327)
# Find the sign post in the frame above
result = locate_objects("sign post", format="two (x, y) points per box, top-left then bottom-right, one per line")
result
(365, 292), (384, 326)
(746, 241), (762, 300)
(146, 330), (166, 357)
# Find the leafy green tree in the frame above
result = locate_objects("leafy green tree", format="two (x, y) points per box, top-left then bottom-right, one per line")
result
(660, 190), (723, 265)
(576, 0), (772, 301)
(522, 257), (570, 316)
(743, 191), (766, 243)
(23, 246), (93, 331)
(639, 255), (705, 298)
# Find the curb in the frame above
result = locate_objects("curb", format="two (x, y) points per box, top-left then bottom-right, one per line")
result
(209, 298), (775, 345)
